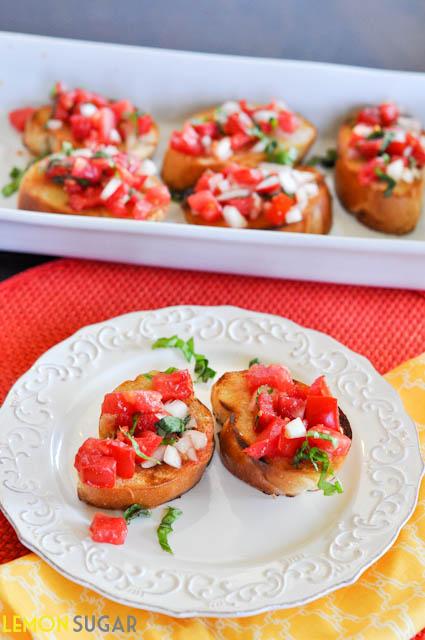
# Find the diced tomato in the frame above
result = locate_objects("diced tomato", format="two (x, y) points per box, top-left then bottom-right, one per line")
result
(224, 113), (250, 136)
(277, 431), (305, 457)
(244, 417), (285, 459)
(412, 142), (425, 167)
(80, 455), (116, 488)
(264, 192), (296, 226)
(194, 170), (215, 192)
(230, 133), (253, 151)
(121, 390), (164, 413)
(355, 138), (382, 158)
(226, 165), (263, 186)
(137, 114), (153, 135)
(68, 186), (103, 211)
(74, 438), (111, 472)
(104, 183), (130, 217)
(89, 513), (128, 545)
(101, 391), (163, 427)
(133, 411), (165, 434)
(170, 124), (204, 156)
(357, 107), (380, 126)
(277, 111), (298, 133)
(308, 375), (332, 397)
(307, 425), (351, 457)
(145, 184), (171, 207)
(152, 369), (194, 402)
(110, 99), (134, 121)
(134, 431), (163, 459)
(132, 198), (153, 220)
(96, 107), (116, 143)
(358, 158), (381, 186)
(293, 381), (309, 399)
(187, 190), (222, 221)
(71, 156), (102, 182)
(9, 107), (35, 132)
(379, 102), (399, 126)
(275, 393), (306, 420)
(386, 140), (407, 156)
(247, 364), (294, 393)
(70, 113), (93, 141)
(108, 440), (136, 478)
(224, 196), (253, 217)
(192, 121), (219, 139)
(256, 391), (276, 430)
(304, 396), (340, 431)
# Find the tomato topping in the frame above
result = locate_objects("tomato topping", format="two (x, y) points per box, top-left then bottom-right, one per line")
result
(89, 513), (128, 545)
(264, 193), (296, 226)
(187, 190), (222, 221)
(357, 107), (380, 126)
(102, 390), (163, 419)
(277, 431), (305, 457)
(9, 107), (35, 132)
(277, 111), (298, 133)
(224, 113), (250, 136)
(256, 391), (276, 430)
(133, 198), (153, 220)
(247, 364), (293, 393)
(137, 113), (153, 135)
(74, 437), (111, 472)
(379, 102), (399, 126)
(224, 196), (254, 218)
(304, 395), (340, 431)
(244, 417), (286, 459)
(275, 393), (306, 420)
(110, 99), (134, 121)
(358, 158), (381, 186)
(108, 440), (136, 478)
(152, 369), (194, 402)
(308, 376), (332, 397)
(307, 426), (351, 456)
(230, 133), (254, 150)
(80, 455), (116, 488)
(225, 165), (263, 186)
(170, 124), (204, 156)
(192, 121), (219, 139)
(132, 411), (164, 434)
(145, 184), (171, 207)
(386, 140), (407, 156)
(134, 431), (163, 459)
(355, 138), (382, 159)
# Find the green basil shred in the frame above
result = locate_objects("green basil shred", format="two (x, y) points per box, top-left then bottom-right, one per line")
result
(155, 415), (190, 437)
(119, 427), (160, 465)
(152, 335), (216, 383)
(306, 148), (338, 168)
(157, 506), (183, 554)
(249, 358), (260, 367)
(123, 504), (152, 524)
(293, 441), (343, 496)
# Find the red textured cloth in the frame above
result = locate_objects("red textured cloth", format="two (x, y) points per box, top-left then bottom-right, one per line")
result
(0, 258), (424, 571)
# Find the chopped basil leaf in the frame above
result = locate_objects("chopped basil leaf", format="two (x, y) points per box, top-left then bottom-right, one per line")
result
(307, 430), (338, 449)
(293, 442), (343, 496)
(266, 142), (297, 166)
(164, 366), (178, 374)
(2, 151), (50, 197)
(119, 427), (160, 464)
(62, 141), (74, 156)
(375, 168), (396, 197)
(161, 435), (177, 445)
(170, 187), (192, 203)
(143, 372), (153, 381)
(269, 117), (278, 129)
(157, 506), (182, 554)
(123, 504), (151, 524)
(380, 131), (395, 152)
(249, 358), (260, 367)
(306, 148), (338, 168)
(129, 412), (140, 436)
(93, 149), (110, 159)
(155, 415), (190, 437)
(152, 335), (216, 383)
(49, 84), (58, 99)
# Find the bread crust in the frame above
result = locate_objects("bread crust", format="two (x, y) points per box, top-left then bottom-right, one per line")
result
(18, 159), (167, 220)
(23, 105), (159, 159)
(183, 167), (332, 234)
(162, 107), (317, 190)
(212, 370), (351, 497)
(77, 373), (215, 509)
(335, 122), (424, 235)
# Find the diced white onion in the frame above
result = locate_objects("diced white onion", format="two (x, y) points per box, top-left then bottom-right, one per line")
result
(285, 206), (303, 224)
(353, 123), (374, 137)
(175, 435), (192, 454)
(278, 171), (297, 195)
(220, 101), (241, 116)
(285, 417), (307, 439)
(392, 130), (406, 143)
(255, 176), (280, 192)
(253, 109), (278, 122)
(386, 159), (404, 181)
(140, 459), (157, 469)
(402, 168), (415, 183)
(71, 148), (93, 157)
(185, 416), (198, 430)
(102, 145), (119, 156)
(100, 177), (122, 200)
(46, 119), (63, 130)
(216, 188), (250, 201)
(140, 445), (166, 468)
(79, 102), (98, 117)
(214, 137), (232, 160)
(186, 447), (198, 461)
(217, 179), (231, 193)
(163, 445), (182, 468)
(109, 128), (122, 143)
(185, 429), (208, 450)
(251, 140), (267, 152)
(164, 400), (188, 419)
(397, 116), (421, 133)
(297, 183), (319, 201)
(140, 159), (157, 175)
(201, 135), (212, 148)
(222, 205), (248, 228)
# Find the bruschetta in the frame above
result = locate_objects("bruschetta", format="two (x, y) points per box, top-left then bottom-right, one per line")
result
(212, 363), (351, 497)
(183, 162), (332, 233)
(9, 82), (158, 159)
(162, 100), (316, 190)
(18, 145), (170, 220)
(76, 368), (215, 509)
(335, 102), (425, 234)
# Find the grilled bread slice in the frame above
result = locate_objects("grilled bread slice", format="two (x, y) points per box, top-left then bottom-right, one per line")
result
(162, 107), (316, 191)
(77, 372), (215, 509)
(212, 370), (351, 497)
(23, 104), (159, 160)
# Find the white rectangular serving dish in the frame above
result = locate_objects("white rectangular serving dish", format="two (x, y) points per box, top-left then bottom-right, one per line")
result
(0, 31), (424, 289)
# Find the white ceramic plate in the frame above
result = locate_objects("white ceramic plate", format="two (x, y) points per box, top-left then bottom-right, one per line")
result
(0, 32), (425, 288)
(0, 306), (422, 617)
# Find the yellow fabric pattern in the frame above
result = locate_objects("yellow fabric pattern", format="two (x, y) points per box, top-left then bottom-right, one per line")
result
(0, 356), (424, 640)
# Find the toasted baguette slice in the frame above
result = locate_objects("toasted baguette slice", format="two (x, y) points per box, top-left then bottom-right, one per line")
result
(183, 167), (332, 234)
(78, 373), (215, 509)
(162, 107), (316, 191)
(212, 370), (351, 497)
(18, 158), (167, 220)
(23, 105), (159, 160)
(335, 122), (424, 235)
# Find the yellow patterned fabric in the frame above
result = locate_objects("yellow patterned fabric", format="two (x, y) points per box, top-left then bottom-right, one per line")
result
(0, 356), (424, 640)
